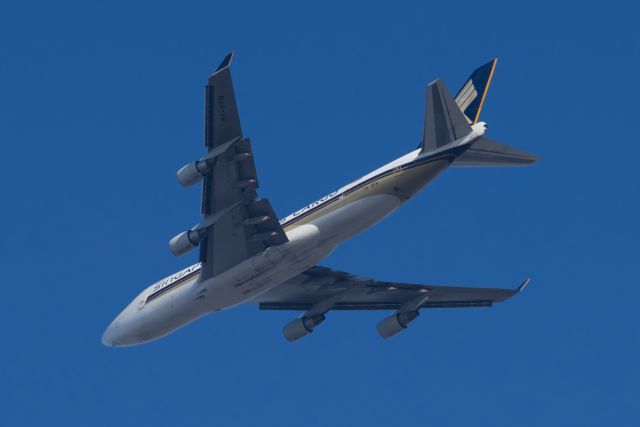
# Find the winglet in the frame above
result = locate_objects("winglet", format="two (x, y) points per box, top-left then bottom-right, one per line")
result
(213, 51), (235, 74)
(516, 278), (531, 292)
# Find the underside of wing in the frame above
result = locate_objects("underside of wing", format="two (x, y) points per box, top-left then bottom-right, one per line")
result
(199, 53), (288, 279)
(170, 52), (288, 281)
(255, 266), (529, 341)
(198, 136), (288, 279)
(255, 266), (527, 310)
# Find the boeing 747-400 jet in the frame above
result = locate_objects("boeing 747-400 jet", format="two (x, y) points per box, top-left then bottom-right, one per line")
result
(102, 52), (538, 347)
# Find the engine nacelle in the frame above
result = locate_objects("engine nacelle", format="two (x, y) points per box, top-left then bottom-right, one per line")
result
(377, 310), (420, 339)
(282, 314), (326, 342)
(168, 229), (204, 256)
(176, 160), (210, 188)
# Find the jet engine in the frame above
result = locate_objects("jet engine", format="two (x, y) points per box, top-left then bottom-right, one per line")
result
(377, 310), (420, 339)
(167, 202), (241, 257)
(168, 228), (206, 256)
(176, 160), (210, 188)
(283, 314), (326, 342)
(175, 137), (243, 188)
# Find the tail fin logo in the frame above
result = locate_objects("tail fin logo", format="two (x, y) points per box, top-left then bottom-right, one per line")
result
(454, 58), (498, 124)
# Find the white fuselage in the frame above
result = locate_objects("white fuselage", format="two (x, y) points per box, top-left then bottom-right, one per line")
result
(102, 124), (485, 346)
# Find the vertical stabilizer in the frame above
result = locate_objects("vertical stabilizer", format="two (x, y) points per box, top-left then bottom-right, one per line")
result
(455, 58), (498, 124)
(422, 79), (472, 153)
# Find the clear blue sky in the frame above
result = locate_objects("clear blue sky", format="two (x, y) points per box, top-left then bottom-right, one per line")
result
(1, 1), (638, 425)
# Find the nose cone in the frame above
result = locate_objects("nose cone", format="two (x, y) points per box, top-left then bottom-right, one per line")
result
(103, 295), (146, 347)
(101, 320), (122, 347)
(102, 305), (151, 347)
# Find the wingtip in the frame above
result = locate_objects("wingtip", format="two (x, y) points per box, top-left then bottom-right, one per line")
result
(517, 278), (531, 292)
(212, 51), (235, 75)
(517, 153), (541, 166)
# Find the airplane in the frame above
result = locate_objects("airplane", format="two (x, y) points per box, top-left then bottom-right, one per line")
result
(102, 52), (538, 347)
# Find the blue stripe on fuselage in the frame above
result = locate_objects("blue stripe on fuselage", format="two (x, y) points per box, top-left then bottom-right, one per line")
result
(280, 144), (468, 228)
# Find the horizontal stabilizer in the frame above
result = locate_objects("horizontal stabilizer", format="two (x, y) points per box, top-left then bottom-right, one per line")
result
(452, 137), (539, 167)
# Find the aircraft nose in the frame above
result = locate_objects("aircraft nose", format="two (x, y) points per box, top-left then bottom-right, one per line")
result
(101, 321), (120, 347)
(102, 308), (148, 347)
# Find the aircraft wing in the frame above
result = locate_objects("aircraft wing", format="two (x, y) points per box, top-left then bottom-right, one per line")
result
(195, 52), (288, 280)
(255, 266), (528, 311)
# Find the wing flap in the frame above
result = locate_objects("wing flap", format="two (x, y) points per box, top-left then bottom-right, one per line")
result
(259, 301), (495, 311)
